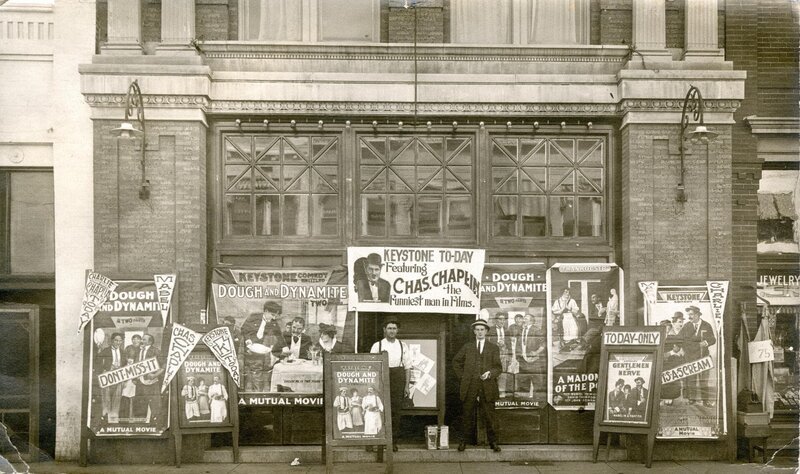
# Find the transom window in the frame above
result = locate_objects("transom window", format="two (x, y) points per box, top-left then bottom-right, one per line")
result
(491, 136), (605, 238)
(223, 134), (340, 238)
(358, 135), (474, 238)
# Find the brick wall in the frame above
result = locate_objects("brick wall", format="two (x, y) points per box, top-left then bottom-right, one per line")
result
(757, 0), (800, 117)
(387, 5), (444, 43)
(197, 0), (230, 41)
(93, 120), (207, 326)
(620, 123), (734, 323)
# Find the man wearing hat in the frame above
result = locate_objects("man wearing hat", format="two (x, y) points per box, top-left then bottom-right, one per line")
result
(452, 319), (502, 452)
(632, 376), (649, 417)
(333, 387), (354, 432)
(181, 376), (201, 420)
(357, 253), (391, 303)
(241, 300), (283, 391)
(670, 311), (685, 336)
(678, 305), (716, 406)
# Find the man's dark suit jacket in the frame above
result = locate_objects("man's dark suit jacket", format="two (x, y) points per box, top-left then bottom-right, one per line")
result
(452, 339), (502, 402)
(356, 278), (391, 302)
(98, 345), (127, 373)
(272, 333), (313, 360)
(678, 319), (716, 360)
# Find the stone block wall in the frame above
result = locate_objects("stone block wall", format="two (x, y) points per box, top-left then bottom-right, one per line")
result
(93, 120), (207, 325)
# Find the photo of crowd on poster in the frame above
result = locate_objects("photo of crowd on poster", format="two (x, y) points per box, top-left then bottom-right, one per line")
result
(329, 360), (387, 441)
(602, 354), (653, 424)
(87, 279), (170, 436)
(642, 282), (726, 438)
(480, 263), (549, 409)
(547, 263), (624, 410)
(178, 352), (231, 426)
(211, 267), (355, 405)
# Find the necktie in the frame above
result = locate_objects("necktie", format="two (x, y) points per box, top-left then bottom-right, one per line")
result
(189, 386), (194, 398)
(293, 336), (299, 344)
(257, 319), (266, 340)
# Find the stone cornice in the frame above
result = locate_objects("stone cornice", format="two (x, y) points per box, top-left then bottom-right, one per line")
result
(619, 99), (740, 113)
(209, 100), (618, 116)
(745, 116), (800, 135)
(85, 94), (210, 109)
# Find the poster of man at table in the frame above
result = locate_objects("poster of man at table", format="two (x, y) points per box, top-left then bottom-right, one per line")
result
(210, 267), (355, 406)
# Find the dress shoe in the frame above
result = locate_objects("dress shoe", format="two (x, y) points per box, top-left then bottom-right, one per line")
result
(457, 442), (466, 452)
(490, 443), (501, 452)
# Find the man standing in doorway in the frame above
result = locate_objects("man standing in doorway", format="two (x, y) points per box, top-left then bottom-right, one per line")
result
(453, 319), (502, 453)
(369, 319), (410, 452)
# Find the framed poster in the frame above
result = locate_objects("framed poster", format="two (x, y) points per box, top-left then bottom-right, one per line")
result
(593, 326), (665, 468)
(323, 353), (393, 471)
(177, 349), (233, 428)
(405, 338), (438, 409)
(639, 281), (728, 439)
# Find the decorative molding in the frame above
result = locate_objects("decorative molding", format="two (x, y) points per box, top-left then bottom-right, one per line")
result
(203, 51), (627, 63)
(209, 101), (618, 115)
(745, 116), (800, 135)
(619, 99), (740, 113)
(85, 94), (210, 109)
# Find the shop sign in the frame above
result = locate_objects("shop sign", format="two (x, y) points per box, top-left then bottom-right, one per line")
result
(479, 263), (548, 409)
(86, 278), (171, 437)
(210, 267), (354, 407)
(641, 281), (728, 439)
(547, 263), (624, 411)
(347, 247), (486, 314)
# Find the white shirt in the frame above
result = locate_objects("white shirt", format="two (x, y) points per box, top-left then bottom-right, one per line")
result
(290, 335), (302, 358)
(370, 338), (411, 369)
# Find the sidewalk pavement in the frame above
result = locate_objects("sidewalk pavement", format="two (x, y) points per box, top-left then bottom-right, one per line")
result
(5, 458), (798, 474)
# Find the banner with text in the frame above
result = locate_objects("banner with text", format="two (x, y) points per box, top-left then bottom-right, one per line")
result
(210, 267), (354, 407)
(347, 247), (485, 314)
(642, 281), (728, 439)
(547, 263), (624, 410)
(78, 271), (118, 333)
(480, 263), (548, 409)
(161, 323), (201, 393)
(86, 278), (170, 437)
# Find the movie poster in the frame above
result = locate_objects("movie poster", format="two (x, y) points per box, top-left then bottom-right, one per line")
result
(87, 278), (171, 436)
(547, 263), (624, 410)
(641, 281), (728, 438)
(602, 353), (654, 425)
(329, 359), (387, 441)
(347, 247), (485, 314)
(177, 351), (232, 427)
(210, 267), (355, 407)
(480, 263), (548, 409)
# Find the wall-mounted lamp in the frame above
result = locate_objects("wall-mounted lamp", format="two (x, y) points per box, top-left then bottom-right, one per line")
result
(111, 80), (149, 200)
(677, 85), (718, 203)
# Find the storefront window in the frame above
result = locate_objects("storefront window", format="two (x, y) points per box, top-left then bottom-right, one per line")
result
(0, 170), (55, 274)
(491, 136), (604, 238)
(757, 169), (799, 254)
(223, 134), (339, 238)
(358, 135), (474, 238)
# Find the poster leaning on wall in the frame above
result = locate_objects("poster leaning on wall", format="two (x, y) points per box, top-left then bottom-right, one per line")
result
(639, 281), (728, 439)
(547, 263), (624, 411)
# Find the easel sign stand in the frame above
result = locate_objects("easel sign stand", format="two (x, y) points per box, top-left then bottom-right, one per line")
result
(323, 352), (393, 474)
(592, 326), (666, 468)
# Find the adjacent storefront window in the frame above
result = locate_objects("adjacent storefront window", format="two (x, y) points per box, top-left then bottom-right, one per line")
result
(358, 135), (474, 239)
(223, 135), (340, 238)
(0, 170), (54, 274)
(491, 136), (604, 238)
(757, 169), (799, 254)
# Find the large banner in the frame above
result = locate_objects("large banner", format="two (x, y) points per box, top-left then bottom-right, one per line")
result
(641, 281), (728, 438)
(87, 278), (170, 436)
(547, 263), (624, 410)
(347, 247), (485, 314)
(480, 263), (548, 409)
(210, 267), (354, 407)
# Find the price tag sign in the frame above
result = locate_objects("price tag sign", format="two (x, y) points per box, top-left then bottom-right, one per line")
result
(748, 340), (775, 363)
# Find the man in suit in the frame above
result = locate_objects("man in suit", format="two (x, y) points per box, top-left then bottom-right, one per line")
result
(241, 301), (283, 391)
(632, 376), (649, 417)
(678, 305), (717, 406)
(452, 319), (502, 452)
(98, 332), (126, 422)
(272, 316), (313, 361)
(356, 253), (391, 303)
(607, 378), (625, 418)
(133, 333), (164, 422)
(515, 313), (545, 372)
